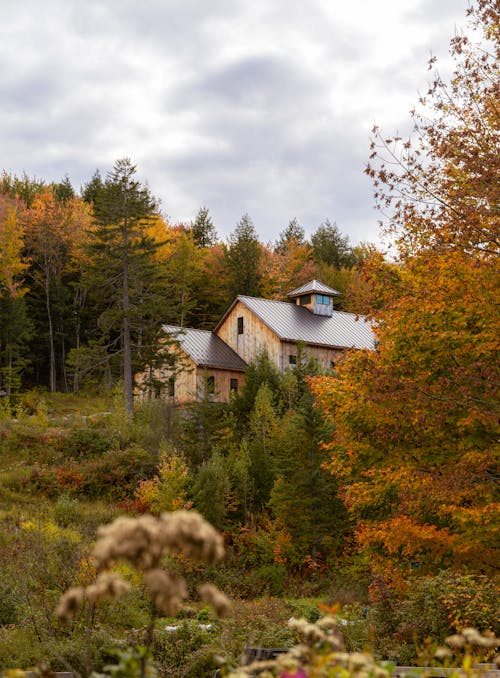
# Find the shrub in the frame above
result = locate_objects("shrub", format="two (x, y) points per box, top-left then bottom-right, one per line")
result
(65, 426), (117, 458)
(0, 584), (19, 626)
(367, 571), (500, 663)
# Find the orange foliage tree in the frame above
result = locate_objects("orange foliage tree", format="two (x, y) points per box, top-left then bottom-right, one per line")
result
(311, 0), (499, 584)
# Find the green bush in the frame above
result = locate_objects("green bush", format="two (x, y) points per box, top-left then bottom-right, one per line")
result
(27, 446), (156, 500)
(368, 571), (500, 663)
(54, 493), (81, 527)
(0, 585), (19, 626)
(66, 426), (117, 458)
(153, 621), (218, 677)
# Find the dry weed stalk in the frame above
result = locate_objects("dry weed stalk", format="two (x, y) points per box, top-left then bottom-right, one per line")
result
(55, 510), (230, 623)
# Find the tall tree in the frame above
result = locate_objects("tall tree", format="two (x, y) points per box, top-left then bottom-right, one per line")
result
(312, 0), (499, 583)
(84, 158), (164, 414)
(0, 194), (32, 395)
(274, 218), (305, 254)
(190, 206), (217, 248)
(225, 213), (263, 298)
(310, 220), (356, 269)
(23, 189), (92, 392)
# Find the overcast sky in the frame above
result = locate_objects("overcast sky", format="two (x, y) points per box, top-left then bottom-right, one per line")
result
(1, 0), (469, 246)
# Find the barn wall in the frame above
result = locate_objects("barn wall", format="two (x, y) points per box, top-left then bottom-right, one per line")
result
(216, 300), (282, 368)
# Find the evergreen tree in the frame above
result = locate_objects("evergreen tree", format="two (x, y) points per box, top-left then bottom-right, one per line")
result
(192, 450), (230, 529)
(52, 175), (75, 202)
(190, 206), (217, 248)
(269, 386), (350, 565)
(225, 213), (262, 298)
(275, 218), (305, 253)
(81, 170), (104, 205)
(231, 348), (281, 426)
(84, 158), (167, 414)
(247, 383), (280, 509)
(311, 220), (356, 269)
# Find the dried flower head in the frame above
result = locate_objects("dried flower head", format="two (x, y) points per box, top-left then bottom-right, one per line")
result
(55, 586), (85, 621)
(445, 634), (465, 650)
(288, 617), (325, 643)
(434, 646), (453, 661)
(93, 514), (166, 571)
(160, 510), (225, 563)
(198, 583), (232, 617)
(92, 511), (225, 573)
(85, 572), (131, 604)
(144, 568), (188, 616)
(462, 627), (483, 645)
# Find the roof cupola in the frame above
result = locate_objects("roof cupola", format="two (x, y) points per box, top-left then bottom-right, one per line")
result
(287, 279), (341, 317)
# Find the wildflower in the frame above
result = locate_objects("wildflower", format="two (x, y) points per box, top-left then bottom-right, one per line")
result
(462, 627), (483, 645)
(198, 583), (232, 617)
(93, 515), (165, 571)
(288, 617), (325, 643)
(348, 652), (369, 670)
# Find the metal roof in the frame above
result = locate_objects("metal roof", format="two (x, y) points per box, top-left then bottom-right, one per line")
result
(288, 279), (341, 297)
(163, 325), (247, 371)
(235, 296), (375, 350)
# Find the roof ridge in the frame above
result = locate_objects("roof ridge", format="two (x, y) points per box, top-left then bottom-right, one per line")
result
(237, 295), (368, 319)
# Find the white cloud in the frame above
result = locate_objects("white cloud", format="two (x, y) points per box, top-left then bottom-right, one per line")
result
(0, 0), (470, 245)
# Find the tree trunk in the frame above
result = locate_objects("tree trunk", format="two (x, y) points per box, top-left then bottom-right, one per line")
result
(44, 261), (56, 392)
(122, 215), (133, 416)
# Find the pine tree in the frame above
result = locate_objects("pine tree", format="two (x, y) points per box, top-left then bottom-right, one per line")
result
(190, 206), (217, 247)
(310, 220), (356, 269)
(275, 218), (305, 253)
(84, 158), (167, 414)
(225, 214), (262, 297)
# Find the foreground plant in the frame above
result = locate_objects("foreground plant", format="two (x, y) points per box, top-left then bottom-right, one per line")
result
(55, 510), (231, 677)
(223, 616), (500, 678)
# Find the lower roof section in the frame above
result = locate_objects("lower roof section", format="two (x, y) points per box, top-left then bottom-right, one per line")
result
(163, 325), (247, 371)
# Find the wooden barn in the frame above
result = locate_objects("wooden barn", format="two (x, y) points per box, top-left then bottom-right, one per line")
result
(137, 280), (374, 404)
(138, 325), (247, 404)
(215, 279), (374, 373)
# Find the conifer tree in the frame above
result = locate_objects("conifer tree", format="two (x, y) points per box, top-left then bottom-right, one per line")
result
(84, 158), (167, 414)
(190, 206), (217, 248)
(225, 213), (262, 298)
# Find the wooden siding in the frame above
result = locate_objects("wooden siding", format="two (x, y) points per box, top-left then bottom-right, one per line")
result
(281, 341), (345, 371)
(217, 300), (346, 371)
(194, 367), (244, 402)
(216, 300), (282, 368)
(135, 353), (244, 404)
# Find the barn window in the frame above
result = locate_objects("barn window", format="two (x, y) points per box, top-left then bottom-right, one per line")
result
(289, 355), (297, 365)
(230, 378), (238, 392)
(330, 361), (336, 369)
(237, 316), (244, 334)
(299, 294), (311, 305)
(168, 376), (175, 397)
(206, 376), (215, 394)
(317, 294), (331, 305)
